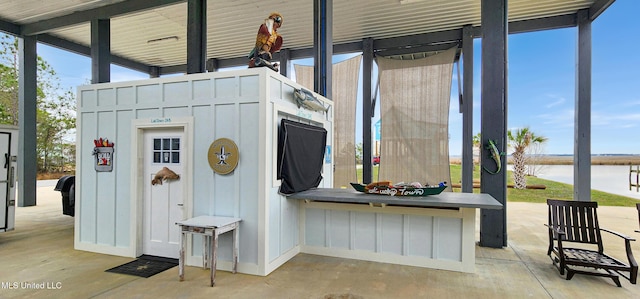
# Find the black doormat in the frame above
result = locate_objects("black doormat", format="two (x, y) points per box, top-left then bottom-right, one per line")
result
(106, 255), (178, 278)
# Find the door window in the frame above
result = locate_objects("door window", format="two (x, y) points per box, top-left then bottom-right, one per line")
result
(152, 137), (180, 164)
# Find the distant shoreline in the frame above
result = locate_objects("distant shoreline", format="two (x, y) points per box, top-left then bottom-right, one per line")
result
(450, 155), (640, 165)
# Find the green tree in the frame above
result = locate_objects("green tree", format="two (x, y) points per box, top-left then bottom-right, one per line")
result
(507, 127), (547, 189)
(0, 34), (76, 173)
(0, 37), (19, 124)
(355, 142), (363, 164)
(472, 132), (481, 165)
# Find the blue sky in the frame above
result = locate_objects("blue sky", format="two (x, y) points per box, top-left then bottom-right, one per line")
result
(34, 0), (639, 155)
(455, 0), (639, 155)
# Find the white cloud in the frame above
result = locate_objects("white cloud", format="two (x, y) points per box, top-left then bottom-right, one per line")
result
(544, 94), (566, 108)
(616, 123), (637, 129)
(621, 99), (640, 107)
(536, 109), (574, 127)
(616, 113), (640, 121)
(592, 112), (640, 129)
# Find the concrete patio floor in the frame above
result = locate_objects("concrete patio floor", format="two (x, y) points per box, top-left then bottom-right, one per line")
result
(0, 184), (638, 299)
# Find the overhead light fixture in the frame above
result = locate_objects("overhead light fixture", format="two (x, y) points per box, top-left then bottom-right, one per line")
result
(147, 36), (179, 44)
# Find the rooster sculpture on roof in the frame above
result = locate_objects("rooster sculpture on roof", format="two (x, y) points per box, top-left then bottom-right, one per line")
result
(248, 12), (283, 72)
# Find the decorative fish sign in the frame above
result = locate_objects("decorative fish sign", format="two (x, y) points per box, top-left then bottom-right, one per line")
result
(483, 139), (506, 174)
(293, 88), (329, 113)
(151, 167), (180, 185)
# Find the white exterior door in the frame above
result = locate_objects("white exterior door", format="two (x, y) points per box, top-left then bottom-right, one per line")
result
(143, 128), (185, 258)
(0, 133), (10, 230)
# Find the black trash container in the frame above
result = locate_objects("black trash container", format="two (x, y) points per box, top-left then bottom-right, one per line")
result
(54, 175), (75, 217)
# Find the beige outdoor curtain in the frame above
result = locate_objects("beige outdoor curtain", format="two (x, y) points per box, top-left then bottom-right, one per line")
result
(294, 55), (361, 188)
(376, 47), (456, 188)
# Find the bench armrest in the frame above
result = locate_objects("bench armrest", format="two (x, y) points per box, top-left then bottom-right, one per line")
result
(601, 228), (636, 241)
(544, 224), (565, 236)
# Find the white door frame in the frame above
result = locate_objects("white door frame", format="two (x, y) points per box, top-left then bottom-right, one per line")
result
(0, 132), (11, 230)
(130, 117), (194, 257)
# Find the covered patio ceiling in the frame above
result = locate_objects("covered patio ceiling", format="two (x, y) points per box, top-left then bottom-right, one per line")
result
(0, 0), (610, 75)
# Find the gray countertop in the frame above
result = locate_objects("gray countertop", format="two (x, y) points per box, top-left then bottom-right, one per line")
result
(288, 188), (503, 210)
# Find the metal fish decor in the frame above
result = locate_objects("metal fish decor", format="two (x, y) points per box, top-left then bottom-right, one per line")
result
(293, 88), (329, 113)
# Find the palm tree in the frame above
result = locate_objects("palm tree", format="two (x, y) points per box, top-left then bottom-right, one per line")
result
(472, 133), (481, 166)
(507, 127), (548, 189)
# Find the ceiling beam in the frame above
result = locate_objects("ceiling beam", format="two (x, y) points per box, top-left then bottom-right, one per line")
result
(159, 12), (579, 75)
(375, 42), (460, 57)
(589, 0), (616, 20)
(0, 18), (20, 35)
(159, 41), (366, 76)
(507, 14), (577, 35)
(1, 17), (151, 74)
(22, 0), (186, 36)
(375, 29), (462, 51)
(36, 34), (151, 74)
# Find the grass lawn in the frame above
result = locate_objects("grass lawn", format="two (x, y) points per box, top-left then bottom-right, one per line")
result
(356, 164), (639, 207)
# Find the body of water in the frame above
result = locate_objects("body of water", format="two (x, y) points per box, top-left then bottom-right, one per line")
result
(529, 165), (640, 200)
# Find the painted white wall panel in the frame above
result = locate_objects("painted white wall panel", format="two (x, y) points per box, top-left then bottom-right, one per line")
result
(436, 217), (462, 261)
(116, 87), (135, 106)
(305, 208), (326, 247)
(115, 110), (133, 247)
(406, 215), (433, 257)
(192, 105), (213, 216)
(135, 108), (161, 119)
(79, 112), (97, 243)
(280, 197), (298, 254)
(192, 79), (212, 100)
(269, 77), (282, 100)
(269, 191), (281, 262)
(238, 102), (260, 265)
(213, 173), (235, 216)
(163, 81), (189, 102)
(212, 103), (238, 218)
(80, 90), (96, 109)
(214, 77), (237, 98)
(329, 210), (350, 249)
(163, 106), (189, 118)
(98, 88), (115, 107)
(216, 233), (235, 261)
(381, 214), (403, 255)
(239, 75), (259, 98)
(214, 104), (236, 138)
(304, 207), (463, 260)
(136, 84), (161, 105)
(354, 212), (376, 251)
(96, 111), (116, 246)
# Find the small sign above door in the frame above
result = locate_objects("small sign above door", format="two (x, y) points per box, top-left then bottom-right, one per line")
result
(208, 138), (239, 175)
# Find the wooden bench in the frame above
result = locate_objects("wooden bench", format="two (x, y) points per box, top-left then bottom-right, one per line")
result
(546, 199), (638, 287)
(636, 203), (640, 234)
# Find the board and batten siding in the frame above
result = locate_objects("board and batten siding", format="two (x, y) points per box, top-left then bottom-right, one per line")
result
(75, 68), (333, 276)
(300, 202), (475, 273)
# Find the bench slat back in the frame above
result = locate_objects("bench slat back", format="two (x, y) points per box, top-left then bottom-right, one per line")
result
(547, 199), (603, 250)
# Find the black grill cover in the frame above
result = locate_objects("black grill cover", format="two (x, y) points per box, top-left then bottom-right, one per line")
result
(277, 119), (327, 195)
